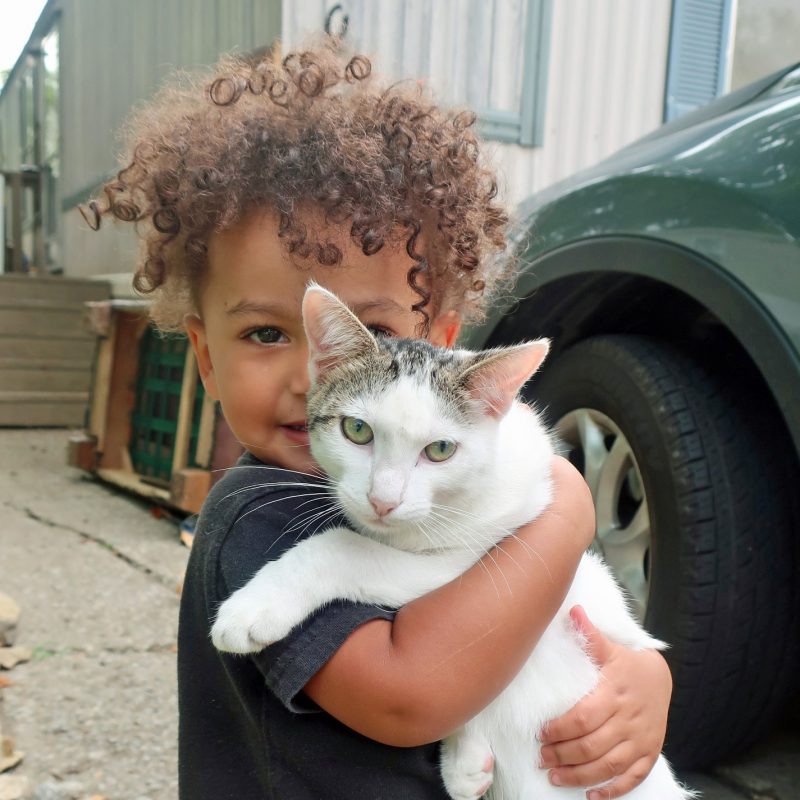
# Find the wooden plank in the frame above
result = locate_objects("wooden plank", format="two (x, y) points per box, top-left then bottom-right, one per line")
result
(99, 311), (150, 470)
(67, 432), (98, 471)
(0, 401), (87, 427)
(0, 357), (90, 371)
(87, 314), (117, 452)
(170, 467), (212, 514)
(0, 275), (109, 303)
(0, 309), (93, 339)
(0, 391), (89, 403)
(0, 338), (96, 362)
(95, 468), (171, 503)
(0, 368), (91, 392)
(171, 346), (199, 474)
(0, 299), (97, 312)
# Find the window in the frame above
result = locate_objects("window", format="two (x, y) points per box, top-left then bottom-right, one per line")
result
(284, 0), (553, 147)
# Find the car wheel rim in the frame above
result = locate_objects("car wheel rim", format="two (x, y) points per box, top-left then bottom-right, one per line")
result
(555, 408), (651, 621)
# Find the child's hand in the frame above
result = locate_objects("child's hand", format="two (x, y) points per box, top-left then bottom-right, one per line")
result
(538, 606), (672, 799)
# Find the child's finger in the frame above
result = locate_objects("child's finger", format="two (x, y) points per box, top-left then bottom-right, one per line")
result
(584, 757), (655, 799)
(539, 695), (614, 744)
(547, 742), (638, 788)
(539, 722), (620, 768)
(570, 605), (616, 666)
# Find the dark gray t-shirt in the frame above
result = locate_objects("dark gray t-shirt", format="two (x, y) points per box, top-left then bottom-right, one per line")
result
(178, 451), (449, 799)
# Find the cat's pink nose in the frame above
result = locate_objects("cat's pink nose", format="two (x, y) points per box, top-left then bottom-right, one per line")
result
(369, 496), (397, 518)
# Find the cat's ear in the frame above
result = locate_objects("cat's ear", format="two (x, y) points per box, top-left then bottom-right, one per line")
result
(461, 340), (550, 418)
(302, 284), (378, 381)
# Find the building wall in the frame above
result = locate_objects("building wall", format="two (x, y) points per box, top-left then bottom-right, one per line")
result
(283, 0), (672, 209)
(1, 0), (281, 280)
(60, 0), (281, 279)
(731, 0), (800, 90)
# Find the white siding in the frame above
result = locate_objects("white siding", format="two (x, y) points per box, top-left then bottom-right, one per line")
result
(506, 0), (672, 202)
(283, 0), (672, 208)
(732, 0), (798, 90)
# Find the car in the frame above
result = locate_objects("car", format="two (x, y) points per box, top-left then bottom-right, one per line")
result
(462, 63), (800, 769)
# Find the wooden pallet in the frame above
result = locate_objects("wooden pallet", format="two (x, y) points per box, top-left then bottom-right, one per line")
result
(68, 301), (242, 514)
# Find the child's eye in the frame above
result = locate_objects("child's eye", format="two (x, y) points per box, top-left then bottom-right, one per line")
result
(245, 327), (287, 345)
(366, 324), (393, 338)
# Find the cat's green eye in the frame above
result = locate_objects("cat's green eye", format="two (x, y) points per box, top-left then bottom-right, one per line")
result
(424, 440), (457, 462)
(341, 416), (374, 445)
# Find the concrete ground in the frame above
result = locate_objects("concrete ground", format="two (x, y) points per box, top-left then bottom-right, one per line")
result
(0, 429), (797, 799)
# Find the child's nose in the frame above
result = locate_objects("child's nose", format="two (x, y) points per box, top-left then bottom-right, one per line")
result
(289, 351), (310, 396)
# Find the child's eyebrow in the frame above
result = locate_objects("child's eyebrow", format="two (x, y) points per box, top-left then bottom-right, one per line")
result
(350, 297), (406, 316)
(226, 300), (288, 317)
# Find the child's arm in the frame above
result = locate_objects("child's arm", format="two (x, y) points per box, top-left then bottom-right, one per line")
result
(538, 606), (673, 799)
(304, 454), (595, 745)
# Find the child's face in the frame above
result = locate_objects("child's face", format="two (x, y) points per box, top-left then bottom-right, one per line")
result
(186, 209), (461, 474)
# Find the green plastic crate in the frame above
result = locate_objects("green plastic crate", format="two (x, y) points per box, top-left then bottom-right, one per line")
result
(129, 327), (205, 484)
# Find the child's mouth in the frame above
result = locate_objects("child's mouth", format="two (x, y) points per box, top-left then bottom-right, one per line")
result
(281, 423), (309, 446)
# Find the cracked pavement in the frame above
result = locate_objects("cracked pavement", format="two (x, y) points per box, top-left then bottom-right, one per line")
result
(0, 429), (797, 799)
(1, 430), (187, 799)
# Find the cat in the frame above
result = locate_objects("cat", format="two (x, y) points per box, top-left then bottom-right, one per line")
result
(211, 285), (694, 800)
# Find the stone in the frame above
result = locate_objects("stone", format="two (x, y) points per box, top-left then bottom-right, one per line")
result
(0, 775), (30, 800)
(0, 597), (19, 648)
(30, 780), (83, 800)
(0, 650), (31, 671)
(0, 748), (23, 774)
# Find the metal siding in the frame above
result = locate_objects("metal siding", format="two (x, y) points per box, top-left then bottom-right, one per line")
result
(509, 0), (672, 204)
(283, 0), (670, 208)
(52, 0), (282, 277)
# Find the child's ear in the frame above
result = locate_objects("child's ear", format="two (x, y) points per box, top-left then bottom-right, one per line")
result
(428, 310), (462, 349)
(184, 314), (220, 401)
(302, 284), (378, 381)
(460, 340), (550, 418)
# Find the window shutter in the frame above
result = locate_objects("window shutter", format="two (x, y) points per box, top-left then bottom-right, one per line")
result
(664, 0), (736, 121)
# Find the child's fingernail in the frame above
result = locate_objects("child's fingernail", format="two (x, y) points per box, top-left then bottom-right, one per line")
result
(549, 771), (561, 786)
(587, 792), (602, 800)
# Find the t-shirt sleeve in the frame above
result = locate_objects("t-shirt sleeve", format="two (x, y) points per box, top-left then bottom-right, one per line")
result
(216, 487), (395, 713)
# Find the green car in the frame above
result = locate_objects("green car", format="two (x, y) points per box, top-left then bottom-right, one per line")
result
(464, 64), (800, 768)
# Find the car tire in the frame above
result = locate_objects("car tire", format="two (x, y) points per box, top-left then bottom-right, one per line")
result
(530, 334), (799, 768)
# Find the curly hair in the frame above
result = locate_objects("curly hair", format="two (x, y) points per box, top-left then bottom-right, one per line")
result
(83, 38), (511, 331)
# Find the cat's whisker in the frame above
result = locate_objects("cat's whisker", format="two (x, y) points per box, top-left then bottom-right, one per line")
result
(218, 483), (333, 504)
(428, 503), (531, 584)
(210, 464), (329, 482)
(504, 533), (553, 582)
(283, 503), (343, 537)
(411, 519), (443, 553)
(260, 501), (344, 555)
(234, 493), (337, 525)
(428, 509), (523, 596)
(426, 510), (504, 597)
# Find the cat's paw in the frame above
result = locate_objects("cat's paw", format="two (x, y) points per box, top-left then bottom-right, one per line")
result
(211, 588), (295, 654)
(441, 742), (495, 800)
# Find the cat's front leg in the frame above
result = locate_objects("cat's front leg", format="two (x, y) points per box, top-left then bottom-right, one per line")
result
(441, 727), (495, 800)
(212, 526), (468, 654)
(211, 534), (328, 653)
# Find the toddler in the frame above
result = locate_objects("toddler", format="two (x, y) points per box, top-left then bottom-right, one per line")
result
(86, 41), (672, 800)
